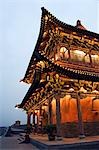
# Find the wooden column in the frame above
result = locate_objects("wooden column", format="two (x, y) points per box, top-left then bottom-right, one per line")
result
(38, 106), (42, 124)
(76, 92), (85, 138)
(33, 112), (35, 125)
(27, 113), (31, 128)
(25, 112), (31, 143)
(55, 95), (62, 139)
(48, 99), (52, 125)
(39, 106), (42, 129)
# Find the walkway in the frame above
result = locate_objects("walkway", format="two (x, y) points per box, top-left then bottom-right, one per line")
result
(0, 134), (39, 150)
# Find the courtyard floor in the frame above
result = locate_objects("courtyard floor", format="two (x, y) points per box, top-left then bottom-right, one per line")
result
(30, 133), (99, 149)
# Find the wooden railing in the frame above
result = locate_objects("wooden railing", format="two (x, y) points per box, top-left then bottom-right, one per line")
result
(56, 60), (99, 74)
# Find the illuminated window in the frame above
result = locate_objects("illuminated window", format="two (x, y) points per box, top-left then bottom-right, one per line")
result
(91, 54), (99, 65)
(59, 47), (69, 60)
(70, 50), (90, 63)
(70, 50), (85, 62)
(60, 47), (67, 53)
(84, 54), (90, 63)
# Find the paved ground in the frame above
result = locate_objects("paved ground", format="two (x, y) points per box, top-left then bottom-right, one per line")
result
(0, 135), (39, 150)
(30, 134), (99, 149)
(1, 133), (99, 150)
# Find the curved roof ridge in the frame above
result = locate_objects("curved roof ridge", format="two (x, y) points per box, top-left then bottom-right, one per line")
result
(22, 7), (99, 84)
(41, 7), (99, 39)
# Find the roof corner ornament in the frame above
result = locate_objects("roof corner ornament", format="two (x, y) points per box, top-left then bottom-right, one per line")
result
(76, 20), (82, 26)
(76, 20), (86, 30)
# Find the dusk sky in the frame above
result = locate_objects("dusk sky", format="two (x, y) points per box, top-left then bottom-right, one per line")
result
(0, 0), (99, 126)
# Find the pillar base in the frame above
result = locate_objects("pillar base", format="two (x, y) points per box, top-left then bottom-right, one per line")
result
(79, 134), (86, 139)
(55, 136), (63, 140)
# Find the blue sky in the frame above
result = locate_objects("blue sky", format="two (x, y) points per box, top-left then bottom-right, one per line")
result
(0, 0), (99, 126)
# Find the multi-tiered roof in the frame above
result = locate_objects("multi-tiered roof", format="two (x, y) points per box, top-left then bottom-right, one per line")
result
(18, 7), (99, 112)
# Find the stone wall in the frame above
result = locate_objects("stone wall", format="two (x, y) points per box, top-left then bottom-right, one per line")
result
(61, 122), (99, 137)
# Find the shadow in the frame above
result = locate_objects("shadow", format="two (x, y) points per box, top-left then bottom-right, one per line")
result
(18, 140), (30, 144)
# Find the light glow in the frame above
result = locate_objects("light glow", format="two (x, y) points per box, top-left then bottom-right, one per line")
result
(92, 90), (99, 94)
(60, 47), (67, 53)
(69, 88), (75, 92)
(91, 54), (99, 58)
(55, 54), (59, 61)
(79, 87), (87, 93)
(75, 50), (85, 55)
